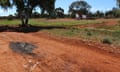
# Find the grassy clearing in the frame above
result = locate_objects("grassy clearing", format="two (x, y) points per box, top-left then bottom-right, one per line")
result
(0, 18), (120, 46)
(41, 27), (120, 46)
(29, 19), (104, 27)
(0, 19), (104, 26)
(0, 19), (20, 25)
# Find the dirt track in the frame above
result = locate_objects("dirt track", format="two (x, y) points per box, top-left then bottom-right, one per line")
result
(74, 19), (119, 28)
(0, 32), (119, 72)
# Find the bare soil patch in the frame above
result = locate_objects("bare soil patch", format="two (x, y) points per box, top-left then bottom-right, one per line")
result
(0, 32), (119, 72)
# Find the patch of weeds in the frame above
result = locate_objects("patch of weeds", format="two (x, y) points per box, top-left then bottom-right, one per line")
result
(84, 29), (93, 36)
(102, 38), (112, 44)
(84, 28), (89, 31)
(86, 31), (92, 36)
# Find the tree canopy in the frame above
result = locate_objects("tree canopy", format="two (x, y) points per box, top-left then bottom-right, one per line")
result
(68, 0), (91, 18)
(0, 0), (56, 17)
(0, 0), (56, 25)
(0, 0), (11, 9)
(55, 7), (64, 18)
(69, 0), (91, 15)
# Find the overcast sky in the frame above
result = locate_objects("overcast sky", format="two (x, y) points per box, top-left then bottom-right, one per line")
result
(0, 0), (117, 16)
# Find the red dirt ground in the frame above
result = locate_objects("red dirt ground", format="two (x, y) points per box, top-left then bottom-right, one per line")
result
(0, 19), (120, 72)
(74, 19), (119, 28)
(0, 31), (120, 72)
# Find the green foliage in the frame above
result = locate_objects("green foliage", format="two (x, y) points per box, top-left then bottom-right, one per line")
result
(0, 0), (11, 8)
(94, 10), (104, 18)
(7, 15), (14, 20)
(38, 0), (56, 18)
(0, 0), (56, 18)
(86, 31), (92, 36)
(55, 7), (64, 18)
(112, 8), (120, 17)
(105, 8), (120, 18)
(69, 0), (91, 18)
(102, 38), (112, 44)
(32, 12), (40, 18)
(0, 0), (57, 25)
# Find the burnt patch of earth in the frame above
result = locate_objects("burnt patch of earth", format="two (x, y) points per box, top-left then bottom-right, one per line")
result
(9, 42), (37, 55)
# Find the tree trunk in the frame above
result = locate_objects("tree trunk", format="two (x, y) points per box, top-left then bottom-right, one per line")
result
(21, 18), (28, 27)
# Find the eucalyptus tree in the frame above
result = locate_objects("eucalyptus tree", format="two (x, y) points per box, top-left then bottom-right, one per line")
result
(55, 7), (64, 18)
(39, 0), (56, 18)
(0, 0), (11, 9)
(0, 0), (56, 25)
(69, 0), (91, 18)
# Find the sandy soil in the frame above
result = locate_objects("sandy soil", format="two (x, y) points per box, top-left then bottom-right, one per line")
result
(0, 32), (119, 72)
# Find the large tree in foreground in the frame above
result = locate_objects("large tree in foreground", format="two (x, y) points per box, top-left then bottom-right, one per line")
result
(69, 0), (91, 18)
(0, 0), (56, 25)
(0, 0), (11, 9)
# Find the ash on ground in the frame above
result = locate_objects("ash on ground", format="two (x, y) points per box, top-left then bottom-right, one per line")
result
(9, 42), (37, 55)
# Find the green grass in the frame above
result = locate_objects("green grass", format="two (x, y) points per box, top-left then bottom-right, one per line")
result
(0, 18), (120, 46)
(41, 27), (120, 46)
(29, 19), (104, 27)
(0, 19), (104, 26)
(0, 19), (20, 25)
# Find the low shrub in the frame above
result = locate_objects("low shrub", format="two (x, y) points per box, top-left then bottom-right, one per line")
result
(86, 31), (92, 36)
(8, 15), (13, 20)
(102, 38), (112, 44)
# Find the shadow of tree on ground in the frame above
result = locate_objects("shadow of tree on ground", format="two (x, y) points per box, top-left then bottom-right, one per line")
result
(0, 24), (66, 33)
